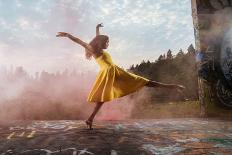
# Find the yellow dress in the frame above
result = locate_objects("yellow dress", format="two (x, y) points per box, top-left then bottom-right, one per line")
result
(87, 51), (150, 102)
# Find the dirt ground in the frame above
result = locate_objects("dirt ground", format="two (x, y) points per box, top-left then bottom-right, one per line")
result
(0, 118), (232, 155)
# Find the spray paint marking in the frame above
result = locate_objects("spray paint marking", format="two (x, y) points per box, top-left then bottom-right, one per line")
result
(6, 132), (15, 139)
(111, 150), (117, 155)
(27, 131), (36, 138)
(142, 144), (186, 155)
(77, 148), (94, 155)
(18, 131), (25, 137)
(6, 131), (36, 139)
(4, 148), (95, 155)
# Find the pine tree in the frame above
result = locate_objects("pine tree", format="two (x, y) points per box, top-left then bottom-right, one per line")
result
(166, 49), (173, 59)
(163, 54), (166, 59)
(130, 64), (135, 70)
(158, 55), (163, 61)
(176, 49), (184, 58)
(187, 44), (195, 55)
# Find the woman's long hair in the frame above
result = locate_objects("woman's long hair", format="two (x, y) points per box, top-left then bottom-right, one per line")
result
(85, 35), (109, 60)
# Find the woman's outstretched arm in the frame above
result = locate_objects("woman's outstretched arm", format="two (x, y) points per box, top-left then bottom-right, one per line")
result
(56, 32), (94, 53)
(96, 23), (103, 36)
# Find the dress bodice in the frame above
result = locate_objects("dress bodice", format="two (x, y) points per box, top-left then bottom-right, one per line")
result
(95, 51), (114, 68)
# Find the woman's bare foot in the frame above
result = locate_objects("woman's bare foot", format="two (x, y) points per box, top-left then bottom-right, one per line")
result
(167, 84), (185, 91)
(85, 119), (93, 130)
(176, 85), (185, 91)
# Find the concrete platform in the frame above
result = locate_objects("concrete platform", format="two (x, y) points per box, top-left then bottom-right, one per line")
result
(0, 118), (232, 154)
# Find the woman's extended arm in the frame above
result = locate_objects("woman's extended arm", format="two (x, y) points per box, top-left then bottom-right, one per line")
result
(56, 32), (94, 53)
(96, 23), (103, 36)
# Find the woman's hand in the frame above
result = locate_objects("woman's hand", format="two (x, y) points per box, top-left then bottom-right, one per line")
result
(56, 32), (70, 37)
(96, 23), (104, 28)
(96, 23), (103, 36)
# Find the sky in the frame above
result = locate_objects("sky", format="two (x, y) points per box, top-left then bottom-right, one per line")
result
(0, 0), (195, 74)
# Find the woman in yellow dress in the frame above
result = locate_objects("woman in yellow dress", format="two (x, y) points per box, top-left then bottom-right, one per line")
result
(56, 23), (185, 130)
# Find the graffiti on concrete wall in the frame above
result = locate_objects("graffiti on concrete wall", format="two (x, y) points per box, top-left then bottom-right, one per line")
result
(221, 28), (232, 86)
(193, 0), (232, 108)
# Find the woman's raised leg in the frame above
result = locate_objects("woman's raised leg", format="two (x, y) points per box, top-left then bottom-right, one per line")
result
(145, 80), (185, 90)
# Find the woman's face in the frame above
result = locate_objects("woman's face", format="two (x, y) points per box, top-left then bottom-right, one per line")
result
(103, 39), (109, 49)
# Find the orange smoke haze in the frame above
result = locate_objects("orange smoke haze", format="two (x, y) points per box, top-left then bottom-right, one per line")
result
(0, 66), (150, 121)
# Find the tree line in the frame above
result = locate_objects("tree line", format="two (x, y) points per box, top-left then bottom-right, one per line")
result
(129, 44), (198, 102)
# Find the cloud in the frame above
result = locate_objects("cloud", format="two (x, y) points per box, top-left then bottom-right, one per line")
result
(0, 18), (8, 29)
(17, 18), (30, 29)
(0, 0), (194, 73)
(15, 0), (22, 7)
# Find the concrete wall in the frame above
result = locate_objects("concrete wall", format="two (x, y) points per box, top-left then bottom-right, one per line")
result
(191, 0), (232, 114)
